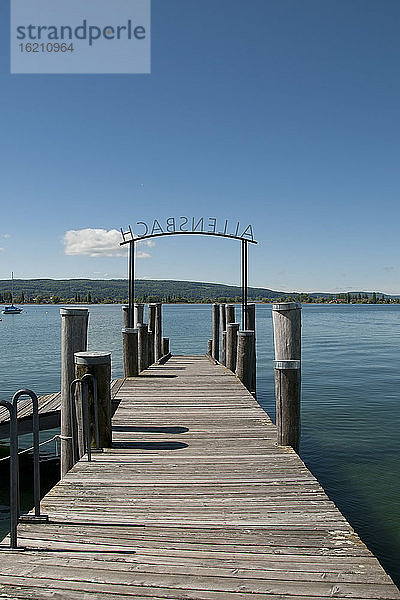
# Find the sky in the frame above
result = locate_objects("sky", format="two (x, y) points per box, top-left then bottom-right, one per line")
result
(1, 0), (400, 294)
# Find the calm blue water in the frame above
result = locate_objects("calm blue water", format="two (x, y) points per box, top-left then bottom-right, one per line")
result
(0, 303), (399, 585)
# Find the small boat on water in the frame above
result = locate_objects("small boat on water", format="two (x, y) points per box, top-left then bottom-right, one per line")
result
(2, 305), (22, 314)
(1, 272), (23, 315)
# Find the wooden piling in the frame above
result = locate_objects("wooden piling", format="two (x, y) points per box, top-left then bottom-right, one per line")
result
(226, 322), (239, 373)
(220, 303), (227, 332)
(122, 328), (138, 377)
(225, 304), (235, 325)
(236, 330), (255, 392)
(122, 305), (129, 328)
(148, 304), (156, 338)
(60, 308), (89, 478)
(74, 351), (112, 450)
(148, 330), (155, 366)
(274, 360), (301, 452)
(222, 331), (226, 365)
(272, 302), (301, 360)
(207, 339), (213, 356)
(212, 303), (220, 362)
(272, 302), (302, 452)
(155, 303), (163, 361)
(134, 303), (144, 327)
(246, 303), (255, 332)
(148, 304), (156, 362)
(137, 323), (149, 372)
(162, 337), (170, 357)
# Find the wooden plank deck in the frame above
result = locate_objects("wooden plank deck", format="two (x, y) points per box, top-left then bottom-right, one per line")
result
(0, 355), (399, 599)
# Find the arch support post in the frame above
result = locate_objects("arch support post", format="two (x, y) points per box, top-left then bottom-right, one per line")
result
(246, 303), (257, 396)
(241, 239), (248, 330)
(128, 241), (135, 329)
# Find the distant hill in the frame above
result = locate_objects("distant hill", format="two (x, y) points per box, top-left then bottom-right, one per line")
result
(0, 279), (396, 303)
(0, 279), (284, 302)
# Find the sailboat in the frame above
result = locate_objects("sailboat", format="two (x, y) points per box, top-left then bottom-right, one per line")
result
(2, 272), (23, 314)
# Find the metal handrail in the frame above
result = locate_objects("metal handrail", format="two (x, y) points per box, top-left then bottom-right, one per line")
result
(69, 379), (80, 465)
(12, 390), (48, 523)
(0, 400), (19, 549)
(69, 375), (100, 463)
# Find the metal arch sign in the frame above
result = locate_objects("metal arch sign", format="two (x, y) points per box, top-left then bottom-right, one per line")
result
(120, 216), (257, 331)
(120, 216), (257, 245)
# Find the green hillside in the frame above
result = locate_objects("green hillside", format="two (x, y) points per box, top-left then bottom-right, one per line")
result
(0, 279), (397, 304)
(0, 279), (282, 303)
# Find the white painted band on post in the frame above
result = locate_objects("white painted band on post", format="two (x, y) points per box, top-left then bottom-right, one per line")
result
(60, 308), (89, 316)
(272, 302), (302, 311)
(238, 330), (254, 336)
(122, 328), (137, 334)
(274, 360), (301, 370)
(75, 352), (111, 365)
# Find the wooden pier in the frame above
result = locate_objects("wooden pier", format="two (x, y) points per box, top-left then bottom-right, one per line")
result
(0, 355), (399, 599)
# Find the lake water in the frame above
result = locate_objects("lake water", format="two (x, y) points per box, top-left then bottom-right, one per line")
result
(0, 303), (399, 585)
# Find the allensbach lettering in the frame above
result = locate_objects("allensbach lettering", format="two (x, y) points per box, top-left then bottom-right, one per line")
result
(16, 20), (146, 46)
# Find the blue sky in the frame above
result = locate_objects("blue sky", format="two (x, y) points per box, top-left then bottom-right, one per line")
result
(1, 0), (399, 294)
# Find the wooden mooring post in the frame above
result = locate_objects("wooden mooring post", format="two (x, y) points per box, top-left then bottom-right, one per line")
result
(155, 303), (163, 361)
(148, 304), (156, 340)
(225, 304), (235, 326)
(134, 303), (144, 327)
(148, 304), (156, 364)
(122, 302), (144, 329)
(236, 330), (255, 392)
(220, 303), (227, 332)
(60, 308), (89, 478)
(162, 337), (170, 357)
(122, 305), (129, 329)
(222, 331), (226, 365)
(272, 302), (302, 453)
(148, 329), (155, 366)
(122, 328), (138, 377)
(137, 323), (149, 373)
(220, 304), (227, 365)
(74, 351), (112, 451)
(226, 322), (239, 373)
(212, 303), (220, 362)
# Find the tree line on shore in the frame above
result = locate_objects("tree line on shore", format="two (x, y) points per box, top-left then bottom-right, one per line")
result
(0, 279), (398, 305)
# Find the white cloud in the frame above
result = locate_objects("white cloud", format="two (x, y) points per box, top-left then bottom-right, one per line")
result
(0, 247), (4, 252)
(0, 234), (10, 239)
(63, 228), (153, 258)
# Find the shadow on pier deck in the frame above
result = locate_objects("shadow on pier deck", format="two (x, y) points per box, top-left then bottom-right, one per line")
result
(0, 355), (399, 599)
